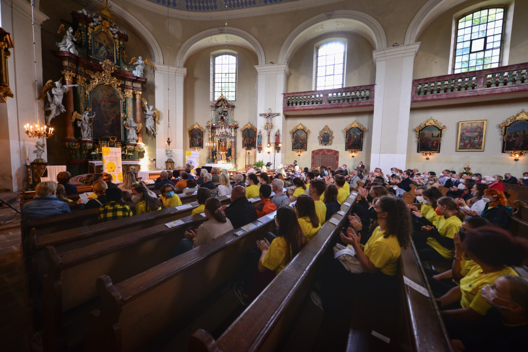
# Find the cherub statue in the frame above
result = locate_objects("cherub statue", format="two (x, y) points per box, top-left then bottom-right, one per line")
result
(123, 115), (142, 143)
(38, 79), (78, 125)
(128, 56), (156, 78)
(141, 98), (160, 136)
(56, 26), (78, 55)
(33, 141), (46, 161)
(71, 109), (96, 140)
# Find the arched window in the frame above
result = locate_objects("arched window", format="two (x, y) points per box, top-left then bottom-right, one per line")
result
(315, 41), (346, 90)
(213, 54), (237, 100)
(453, 8), (505, 73)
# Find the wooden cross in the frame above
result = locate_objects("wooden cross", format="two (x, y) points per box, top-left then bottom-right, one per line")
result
(259, 108), (280, 146)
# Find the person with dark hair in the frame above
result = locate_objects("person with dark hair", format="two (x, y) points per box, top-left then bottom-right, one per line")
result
(57, 171), (78, 195)
(309, 179), (326, 225)
(450, 275), (528, 352)
(412, 187), (443, 229)
(131, 183), (162, 215)
(457, 182), (489, 217)
(304, 172), (315, 195)
(479, 189), (512, 229)
(255, 184), (277, 218)
(323, 184), (341, 221)
(295, 194), (321, 242)
(246, 173), (260, 199)
(184, 178), (197, 195)
(174, 172), (189, 188)
(192, 188), (211, 215)
(234, 206), (307, 305)
(225, 186), (257, 228)
(438, 226), (528, 324)
(334, 175), (348, 205)
(415, 197), (465, 262)
(154, 171), (173, 190)
(259, 172), (269, 185)
(159, 183), (182, 208)
(185, 167), (195, 180)
(174, 198), (234, 256)
(98, 188), (132, 222)
(290, 177), (306, 200)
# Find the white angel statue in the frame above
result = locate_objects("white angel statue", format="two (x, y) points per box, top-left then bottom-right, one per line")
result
(71, 109), (95, 140)
(56, 26), (78, 56)
(141, 98), (160, 136)
(128, 56), (156, 78)
(38, 79), (78, 125)
(124, 116), (142, 144)
(33, 141), (46, 161)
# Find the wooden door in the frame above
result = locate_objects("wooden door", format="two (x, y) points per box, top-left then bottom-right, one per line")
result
(311, 149), (339, 170)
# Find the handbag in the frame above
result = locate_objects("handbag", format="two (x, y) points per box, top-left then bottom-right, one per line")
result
(333, 243), (366, 274)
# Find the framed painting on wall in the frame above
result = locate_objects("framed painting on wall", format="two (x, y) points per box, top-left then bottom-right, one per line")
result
(240, 122), (257, 150)
(501, 111), (528, 153)
(188, 123), (205, 150)
(318, 124), (334, 146)
(414, 117), (446, 153)
(456, 120), (487, 152)
(290, 123), (310, 151)
(343, 121), (367, 151)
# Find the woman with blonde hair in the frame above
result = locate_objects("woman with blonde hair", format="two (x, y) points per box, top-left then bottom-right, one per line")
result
(118, 171), (137, 193)
(428, 176), (441, 188)
(56, 184), (73, 203)
(218, 173), (232, 196)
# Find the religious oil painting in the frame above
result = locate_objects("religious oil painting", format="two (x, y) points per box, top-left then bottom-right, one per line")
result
(415, 118), (446, 153)
(188, 123), (204, 150)
(456, 120), (487, 152)
(290, 123), (310, 151)
(343, 121), (367, 151)
(91, 85), (122, 139)
(242, 128), (256, 149)
(318, 124), (335, 146)
(92, 31), (115, 62)
(501, 111), (528, 153)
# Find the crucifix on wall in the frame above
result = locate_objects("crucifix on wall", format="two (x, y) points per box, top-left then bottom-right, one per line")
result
(259, 108), (280, 147)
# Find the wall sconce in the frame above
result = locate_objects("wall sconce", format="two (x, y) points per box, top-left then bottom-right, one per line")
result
(349, 150), (357, 158)
(510, 151), (525, 161)
(275, 143), (282, 152)
(267, 147), (271, 155)
(422, 152), (434, 160)
(296, 149), (302, 157)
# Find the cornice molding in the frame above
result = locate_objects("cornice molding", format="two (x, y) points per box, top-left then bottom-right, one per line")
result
(12, 0), (49, 26)
(373, 42), (421, 62)
(254, 64), (290, 76)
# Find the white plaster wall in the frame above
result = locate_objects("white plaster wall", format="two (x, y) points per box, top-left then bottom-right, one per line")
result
(407, 99), (528, 177)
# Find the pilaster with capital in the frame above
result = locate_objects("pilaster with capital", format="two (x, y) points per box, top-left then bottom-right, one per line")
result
(134, 91), (143, 143)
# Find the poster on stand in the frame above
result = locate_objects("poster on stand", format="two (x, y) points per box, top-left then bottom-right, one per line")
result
(102, 147), (123, 183)
(185, 150), (200, 173)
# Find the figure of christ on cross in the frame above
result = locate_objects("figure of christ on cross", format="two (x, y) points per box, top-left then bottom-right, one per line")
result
(259, 108), (280, 147)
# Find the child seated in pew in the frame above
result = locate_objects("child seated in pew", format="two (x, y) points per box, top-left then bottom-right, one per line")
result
(55, 184), (73, 203)
(426, 217), (489, 297)
(413, 197), (464, 263)
(289, 177), (306, 201)
(255, 184), (276, 218)
(295, 195), (321, 242)
(192, 188), (210, 215)
(98, 188), (133, 222)
(80, 180), (108, 210)
(309, 179), (327, 226)
(173, 197), (234, 256)
(409, 187), (443, 233)
(131, 183), (162, 215)
(450, 275), (528, 352)
(159, 183), (182, 208)
(334, 175), (349, 205)
(437, 227), (528, 332)
(323, 184), (341, 222)
(234, 206), (307, 305)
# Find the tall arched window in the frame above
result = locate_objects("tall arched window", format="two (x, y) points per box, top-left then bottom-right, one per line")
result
(316, 41), (346, 90)
(213, 54), (237, 100)
(453, 8), (505, 73)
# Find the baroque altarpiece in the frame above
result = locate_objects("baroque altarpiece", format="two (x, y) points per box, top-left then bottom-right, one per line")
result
(53, 11), (147, 175)
(206, 96), (239, 165)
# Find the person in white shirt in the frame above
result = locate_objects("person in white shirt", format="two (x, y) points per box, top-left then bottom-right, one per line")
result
(456, 183), (489, 217)
(218, 173), (232, 196)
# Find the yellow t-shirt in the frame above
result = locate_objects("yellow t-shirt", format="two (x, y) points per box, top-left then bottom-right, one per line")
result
(460, 255), (478, 278)
(293, 187), (305, 198)
(262, 236), (289, 274)
(135, 200), (161, 215)
(364, 226), (401, 276)
(160, 194), (182, 208)
(337, 187), (348, 205)
(460, 265), (518, 315)
(420, 205), (440, 226)
(314, 200), (327, 226)
(192, 204), (205, 215)
(344, 182), (351, 195)
(426, 215), (462, 259)
(305, 183), (311, 191)
(246, 184), (260, 199)
(298, 216), (321, 242)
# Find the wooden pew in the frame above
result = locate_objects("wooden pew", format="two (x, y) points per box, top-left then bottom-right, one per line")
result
(188, 193), (359, 352)
(512, 200), (528, 221)
(508, 216), (528, 241)
(504, 183), (528, 202)
(84, 203), (278, 351)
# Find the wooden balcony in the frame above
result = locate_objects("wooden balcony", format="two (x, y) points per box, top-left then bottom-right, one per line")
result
(283, 85), (375, 115)
(411, 62), (528, 107)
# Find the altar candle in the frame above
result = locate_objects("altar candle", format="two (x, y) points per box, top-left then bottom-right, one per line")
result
(25, 145), (29, 165)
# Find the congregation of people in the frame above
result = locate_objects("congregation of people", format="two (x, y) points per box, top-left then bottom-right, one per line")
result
(20, 162), (528, 351)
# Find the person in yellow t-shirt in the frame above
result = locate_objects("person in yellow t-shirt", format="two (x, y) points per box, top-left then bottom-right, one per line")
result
(410, 187), (443, 235)
(308, 179), (327, 226)
(234, 206), (306, 305)
(316, 196), (412, 318)
(159, 184), (182, 208)
(245, 173), (260, 199)
(438, 226), (528, 325)
(131, 183), (162, 215)
(290, 177), (306, 201)
(191, 188), (211, 215)
(295, 194), (321, 242)
(415, 197), (463, 262)
(334, 174), (349, 205)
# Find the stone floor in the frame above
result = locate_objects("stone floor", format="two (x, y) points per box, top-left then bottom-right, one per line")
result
(0, 192), (32, 352)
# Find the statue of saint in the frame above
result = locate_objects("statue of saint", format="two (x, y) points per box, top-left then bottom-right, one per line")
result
(56, 27), (78, 55)
(33, 141), (46, 161)
(275, 129), (281, 145)
(39, 80), (78, 125)
(124, 116), (142, 143)
(257, 130), (262, 147)
(72, 109), (95, 140)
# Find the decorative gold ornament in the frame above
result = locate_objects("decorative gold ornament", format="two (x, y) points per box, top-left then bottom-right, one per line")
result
(61, 70), (76, 82)
(318, 124), (334, 146)
(240, 122), (257, 133)
(414, 117), (446, 137)
(290, 123), (310, 136)
(343, 121), (367, 134)
(500, 110), (528, 135)
(343, 121), (367, 152)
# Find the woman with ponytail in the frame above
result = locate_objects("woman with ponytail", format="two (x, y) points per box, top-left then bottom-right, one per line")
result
(416, 197), (464, 262)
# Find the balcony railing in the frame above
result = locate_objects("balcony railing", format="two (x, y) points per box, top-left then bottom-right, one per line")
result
(412, 62), (528, 104)
(283, 85), (375, 115)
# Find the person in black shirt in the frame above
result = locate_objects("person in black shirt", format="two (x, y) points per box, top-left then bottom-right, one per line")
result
(57, 171), (78, 195)
(398, 170), (413, 192)
(81, 180), (108, 210)
(200, 173), (216, 190)
(103, 173), (118, 189)
(503, 173), (518, 184)
(154, 171), (174, 190)
(224, 186), (257, 229)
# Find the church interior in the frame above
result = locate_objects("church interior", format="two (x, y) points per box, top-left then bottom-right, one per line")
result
(1, 0), (528, 351)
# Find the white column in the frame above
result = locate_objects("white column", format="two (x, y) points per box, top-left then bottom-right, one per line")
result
(369, 43), (420, 174)
(0, 0), (48, 191)
(154, 65), (186, 170)
(254, 64), (289, 169)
